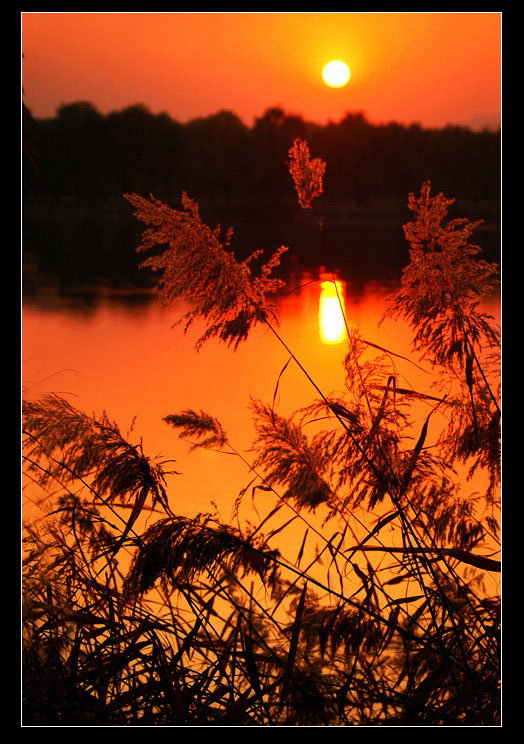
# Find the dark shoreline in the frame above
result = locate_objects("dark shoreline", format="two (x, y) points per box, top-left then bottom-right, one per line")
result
(23, 194), (500, 299)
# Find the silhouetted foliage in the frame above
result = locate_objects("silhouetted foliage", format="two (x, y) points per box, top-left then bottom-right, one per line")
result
(124, 190), (287, 348)
(23, 139), (500, 725)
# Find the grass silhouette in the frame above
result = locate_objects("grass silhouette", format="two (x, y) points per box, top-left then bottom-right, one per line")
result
(22, 140), (500, 726)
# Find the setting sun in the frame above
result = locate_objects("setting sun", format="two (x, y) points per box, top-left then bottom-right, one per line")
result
(322, 60), (350, 88)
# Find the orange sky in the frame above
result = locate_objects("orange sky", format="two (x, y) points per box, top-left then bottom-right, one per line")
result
(21, 12), (501, 130)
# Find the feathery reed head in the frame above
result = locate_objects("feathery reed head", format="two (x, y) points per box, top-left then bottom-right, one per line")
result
(123, 514), (280, 600)
(164, 408), (228, 451)
(125, 192), (288, 349)
(250, 400), (333, 511)
(385, 180), (500, 367)
(288, 138), (326, 210)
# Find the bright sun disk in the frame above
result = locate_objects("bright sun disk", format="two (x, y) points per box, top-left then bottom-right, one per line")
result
(322, 60), (350, 88)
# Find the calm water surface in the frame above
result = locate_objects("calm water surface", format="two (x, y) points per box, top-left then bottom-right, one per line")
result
(22, 275), (501, 556)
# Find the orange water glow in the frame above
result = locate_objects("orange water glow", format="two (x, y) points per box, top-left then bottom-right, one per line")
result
(22, 281), (501, 591)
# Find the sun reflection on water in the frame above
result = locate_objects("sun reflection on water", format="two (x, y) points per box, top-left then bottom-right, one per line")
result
(319, 278), (346, 344)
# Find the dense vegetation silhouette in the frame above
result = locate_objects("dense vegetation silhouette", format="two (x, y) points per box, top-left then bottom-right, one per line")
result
(22, 103), (500, 289)
(22, 139), (500, 726)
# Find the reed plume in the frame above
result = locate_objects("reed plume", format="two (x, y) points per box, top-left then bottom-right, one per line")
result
(288, 138), (326, 210)
(125, 191), (288, 349)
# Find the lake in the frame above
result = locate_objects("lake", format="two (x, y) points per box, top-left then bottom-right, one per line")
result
(22, 273), (501, 536)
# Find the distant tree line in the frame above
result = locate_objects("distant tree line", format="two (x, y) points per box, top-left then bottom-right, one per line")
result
(22, 102), (501, 288)
(23, 101), (500, 206)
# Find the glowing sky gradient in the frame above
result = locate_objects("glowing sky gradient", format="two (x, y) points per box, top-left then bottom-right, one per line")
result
(21, 12), (501, 130)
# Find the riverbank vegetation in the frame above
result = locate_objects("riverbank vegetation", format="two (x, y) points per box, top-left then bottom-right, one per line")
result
(22, 139), (501, 725)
